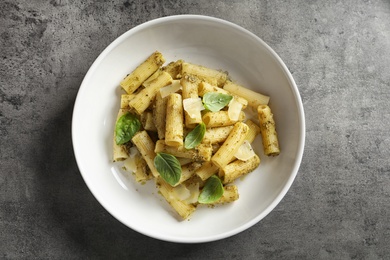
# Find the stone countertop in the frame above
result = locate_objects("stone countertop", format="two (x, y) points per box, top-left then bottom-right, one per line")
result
(1, 1), (389, 259)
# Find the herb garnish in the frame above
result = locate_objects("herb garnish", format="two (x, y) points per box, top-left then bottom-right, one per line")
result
(202, 92), (233, 112)
(115, 113), (141, 145)
(198, 175), (224, 204)
(184, 123), (206, 149)
(154, 153), (182, 186)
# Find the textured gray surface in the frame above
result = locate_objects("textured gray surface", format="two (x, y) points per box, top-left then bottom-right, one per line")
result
(1, 0), (390, 259)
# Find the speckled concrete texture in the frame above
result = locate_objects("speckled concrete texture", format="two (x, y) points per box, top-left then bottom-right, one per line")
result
(1, 0), (390, 259)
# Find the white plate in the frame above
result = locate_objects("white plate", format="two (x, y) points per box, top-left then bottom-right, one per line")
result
(72, 15), (305, 243)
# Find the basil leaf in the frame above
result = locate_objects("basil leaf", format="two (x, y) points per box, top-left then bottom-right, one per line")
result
(198, 175), (224, 204)
(184, 123), (206, 149)
(202, 92), (233, 112)
(115, 112), (141, 145)
(154, 153), (182, 186)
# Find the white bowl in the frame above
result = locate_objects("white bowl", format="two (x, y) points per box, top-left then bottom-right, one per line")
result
(72, 15), (305, 243)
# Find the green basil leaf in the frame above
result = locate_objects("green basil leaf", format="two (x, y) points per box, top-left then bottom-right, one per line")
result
(115, 112), (141, 145)
(198, 175), (224, 204)
(202, 92), (233, 112)
(184, 123), (206, 149)
(154, 153), (182, 186)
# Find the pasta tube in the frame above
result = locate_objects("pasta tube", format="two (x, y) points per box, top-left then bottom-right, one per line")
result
(131, 130), (159, 177)
(202, 125), (234, 144)
(182, 62), (227, 87)
(244, 119), (261, 143)
(202, 111), (245, 128)
(129, 71), (172, 115)
(174, 162), (202, 187)
(140, 111), (157, 131)
(120, 94), (135, 109)
(156, 178), (196, 220)
(257, 105), (280, 156)
(177, 158), (193, 166)
(211, 122), (249, 169)
(181, 74), (202, 128)
(153, 92), (167, 139)
(219, 154), (260, 184)
(198, 81), (224, 96)
(223, 80), (270, 108)
(120, 51), (165, 94)
(165, 93), (184, 147)
(142, 69), (162, 88)
(154, 140), (212, 162)
(195, 161), (219, 181)
(123, 154), (152, 183)
(162, 59), (183, 79)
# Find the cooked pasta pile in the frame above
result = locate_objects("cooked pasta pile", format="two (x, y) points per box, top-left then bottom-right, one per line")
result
(113, 51), (280, 220)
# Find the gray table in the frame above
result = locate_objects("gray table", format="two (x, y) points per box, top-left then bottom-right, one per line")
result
(1, 1), (389, 259)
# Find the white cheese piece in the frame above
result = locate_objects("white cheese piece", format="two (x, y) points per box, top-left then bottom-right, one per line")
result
(172, 184), (191, 201)
(228, 97), (243, 121)
(123, 147), (140, 173)
(129, 146), (139, 158)
(183, 97), (205, 118)
(160, 80), (181, 98)
(184, 183), (200, 204)
(123, 157), (137, 173)
(234, 141), (255, 161)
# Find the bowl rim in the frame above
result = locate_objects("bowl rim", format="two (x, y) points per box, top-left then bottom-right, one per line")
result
(72, 14), (305, 243)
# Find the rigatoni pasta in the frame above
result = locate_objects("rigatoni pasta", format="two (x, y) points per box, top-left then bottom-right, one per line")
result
(219, 154), (261, 184)
(202, 125), (234, 144)
(120, 94), (135, 109)
(244, 119), (261, 143)
(165, 93), (184, 147)
(257, 104), (280, 156)
(156, 177), (196, 219)
(112, 51), (280, 220)
(131, 130), (159, 177)
(181, 74), (203, 128)
(153, 92), (167, 139)
(223, 80), (270, 108)
(195, 161), (219, 181)
(129, 71), (172, 114)
(140, 111), (157, 132)
(154, 140), (212, 162)
(121, 51), (166, 94)
(123, 148), (152, 183)
(202, 111), (245, 128)
(182, 62), (227, 87)
(162, 59), (183, 79)
(211, 122), (249, 169)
